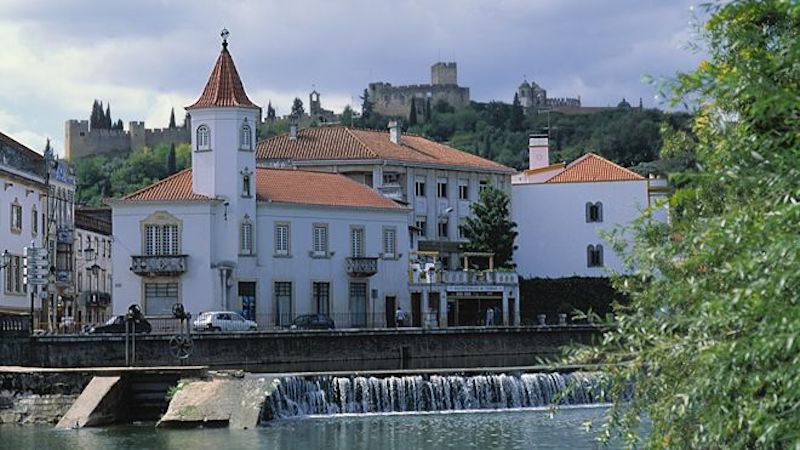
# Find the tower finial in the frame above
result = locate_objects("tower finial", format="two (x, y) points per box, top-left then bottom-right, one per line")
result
(220, 28), (229, 50)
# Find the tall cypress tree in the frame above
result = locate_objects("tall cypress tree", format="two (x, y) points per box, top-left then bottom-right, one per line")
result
(461, 186), (517, 268)
(90, 100), (101, 130)
(105, 103), (112, 129)
(424, 97), (432, 122)
(509, 93), (524, 132)
(360, 88), (373, 122)
(169, 108), (176, 129)
(166, 143), (177, 175)
(408, 97), (418, 126)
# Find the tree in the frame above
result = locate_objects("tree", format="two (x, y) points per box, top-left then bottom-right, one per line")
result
(408, 97), (418, 126)
(508, 93), (524, 132)
(424, 97), (432, 122)
(266, 101), (276, 120)
(169, 108), (176, 129)
(90, 100), (102, 130)
(291, 97), (305, 117)
(104, 104), (112, 129)
(341, 105), (354, 126)
(114, 119), (124, 130)
(166, 143), (177, 175)
(360, 88), (373, 122)
(567, 2), (800, 448)
(461, 186), (517, 268)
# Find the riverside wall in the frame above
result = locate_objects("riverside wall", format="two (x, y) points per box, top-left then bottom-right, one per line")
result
(0, 326), (601, 373)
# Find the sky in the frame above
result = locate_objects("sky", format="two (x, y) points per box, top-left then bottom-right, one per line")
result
(0, 0), (707, 156)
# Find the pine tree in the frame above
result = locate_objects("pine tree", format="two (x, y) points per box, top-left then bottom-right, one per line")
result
(166, 143), (177, 175)
(509, 93), (524, 132)
(169, 108), (176, 129)
(291, 97), (305, 117)
(104, 103), (112, 129)
(266, 101), (276, 120)
(360, 89), (373, 122)
(461, 186), (517, 268)
(408, 97), (418, 126)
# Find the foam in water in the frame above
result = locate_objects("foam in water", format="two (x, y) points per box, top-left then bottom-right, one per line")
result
(263, 372), (607, 420)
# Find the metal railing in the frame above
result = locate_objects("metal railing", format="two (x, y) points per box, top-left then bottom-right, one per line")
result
(130, 255), (188, 276)
(345, 257), (379, 277)
(253, 312), (386, 330)
(409, 269), (519, 285)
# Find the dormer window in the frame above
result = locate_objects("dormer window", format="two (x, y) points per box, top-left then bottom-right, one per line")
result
(196, 125), (210, 151)
(240, 120), (252, 150)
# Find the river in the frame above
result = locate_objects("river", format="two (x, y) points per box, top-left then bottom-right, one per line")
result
(0, 406), (631, 449)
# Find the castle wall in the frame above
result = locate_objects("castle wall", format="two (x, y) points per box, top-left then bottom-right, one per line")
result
(64, 120), (190, 160)
(368, 83), (470, 118)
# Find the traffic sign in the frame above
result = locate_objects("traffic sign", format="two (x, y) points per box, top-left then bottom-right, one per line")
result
(24, 245), (50, 286)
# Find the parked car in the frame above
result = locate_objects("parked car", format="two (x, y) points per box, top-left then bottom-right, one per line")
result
(88, 315), (152, 334)
(290, 314), (335, 330)
(193, 311), (257, 332)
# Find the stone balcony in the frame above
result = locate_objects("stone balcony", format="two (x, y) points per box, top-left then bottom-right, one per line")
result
(345, 257), (379, 277)
(409, 269), (518, 286)
(130, 255), (187, 277)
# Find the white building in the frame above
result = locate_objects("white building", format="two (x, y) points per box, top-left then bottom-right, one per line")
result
(110, 37), (410, 328)
(512, 134), (666, 278)
(74, 208), (113, 326)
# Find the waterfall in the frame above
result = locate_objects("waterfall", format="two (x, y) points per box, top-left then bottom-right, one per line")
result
(263, 372), (607, 420)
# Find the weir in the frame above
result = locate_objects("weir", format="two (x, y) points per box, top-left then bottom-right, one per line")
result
(262, 371), (607, 420)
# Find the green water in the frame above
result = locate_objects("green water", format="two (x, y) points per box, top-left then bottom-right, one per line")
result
(0, 407), (627, 449)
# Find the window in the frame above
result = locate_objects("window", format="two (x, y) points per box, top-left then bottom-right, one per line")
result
(101, 239), (106, 258)
(382, 227), (397, 258)
(349, 282), (368, 328)
(587, 244), (604, 267)
(274, 223), (290, 256)
(479, 180), (489, 193)
(415, 179), (426, 197)
(415, 216), (427, 238)
(351, 227), (365, 257)
(586, 202), (604, 223)
(240, 219), (254, 255)
(438, 219), (449, 238)
(10, 201), (22, 232)
(458, 222), (467, 240)
(196, 125), (210, 150)
(313, 282), (330, 315)
(77, 272), (83, 292)
(4, 255), (23, 294)
(274, 281), (293, 326)
(144, 224), (180, 256)
(240, 123), (252, 150)
(459, 182), (469, 200)
(144, 282), (179, 315)
(77, 234), (82, 252)
(242, 174), (251, 197)
(437, 180), (448, 198)
(31, 207), (38, 235)
(312, 224), (328, 256)
(239, 282), (256, 320)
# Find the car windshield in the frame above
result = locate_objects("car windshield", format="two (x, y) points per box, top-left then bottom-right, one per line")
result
(105, 316), (121, 325)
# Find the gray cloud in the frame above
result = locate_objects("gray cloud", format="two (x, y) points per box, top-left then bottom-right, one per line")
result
(0, 0), (705, 153)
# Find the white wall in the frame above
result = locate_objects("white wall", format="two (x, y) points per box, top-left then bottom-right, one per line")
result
(512, 180), (648, 278)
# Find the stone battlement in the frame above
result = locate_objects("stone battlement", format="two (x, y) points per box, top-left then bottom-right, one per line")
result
(65, 119), (190, 160)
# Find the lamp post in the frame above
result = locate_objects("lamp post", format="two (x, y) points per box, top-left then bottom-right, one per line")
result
(83, 244), (99, 325)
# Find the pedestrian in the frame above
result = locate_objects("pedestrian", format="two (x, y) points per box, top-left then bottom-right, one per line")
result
(395, 306), (406, 327)
(486, 307), (495, 327)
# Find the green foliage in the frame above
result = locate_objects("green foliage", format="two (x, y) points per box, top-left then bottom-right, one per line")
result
(166, 143), (177, 175)
(518, 277), (624, 322)
(341, 105), (355, 127)
(408, 97), (418, 126)
(73, 142), (192, 207)
(360, 88), (373, 121)
(291, 97), (305, 117)
(461, 186), (517, 268)
(565, 2), (800, 448)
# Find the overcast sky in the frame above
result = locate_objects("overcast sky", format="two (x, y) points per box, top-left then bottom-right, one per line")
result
(0, 0), (706, 156)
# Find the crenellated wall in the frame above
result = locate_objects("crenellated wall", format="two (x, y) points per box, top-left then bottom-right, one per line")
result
(64, 120), (190, 160)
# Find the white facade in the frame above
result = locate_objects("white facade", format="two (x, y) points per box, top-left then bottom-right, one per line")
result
(512, 180), (648, 278)
(74, 223), (113, 324)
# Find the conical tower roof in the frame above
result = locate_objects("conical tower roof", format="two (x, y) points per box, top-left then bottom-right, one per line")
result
(187, 39), (259, 110)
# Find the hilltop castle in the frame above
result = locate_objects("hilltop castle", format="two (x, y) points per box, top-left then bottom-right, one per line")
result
(65, 114), (191, 160)
(517, 79), (581, 110)
(368, 62), (470, 119)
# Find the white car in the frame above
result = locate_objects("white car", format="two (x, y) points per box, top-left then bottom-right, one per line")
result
(192, 311), (257, 332)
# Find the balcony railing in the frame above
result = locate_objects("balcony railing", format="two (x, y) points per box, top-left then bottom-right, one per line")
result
(56, 227), (74, 244)
(82, 291), (112, 307)
(409, 269), (518, 286)
(130, 255), (188, 277)
(345, 257), (378, 277)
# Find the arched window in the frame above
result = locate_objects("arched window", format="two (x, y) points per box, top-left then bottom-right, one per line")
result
(240, 123), (252, 150)
(586, 201), (603, 223)
(31, 206), (38, 235)
(196, 125), (210, 151)
(242, 173), (251, 197)
(587, 244), (604, 267)
(240, 217), (254, 255)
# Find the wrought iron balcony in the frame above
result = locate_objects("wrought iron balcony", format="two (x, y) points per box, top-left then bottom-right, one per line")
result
(345, 257), (378, 277)
(83, 292), (111, 307)
(130, 255), (187, 277)
(56, 227), (74, 244)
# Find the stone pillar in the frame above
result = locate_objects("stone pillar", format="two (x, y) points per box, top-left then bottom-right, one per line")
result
(421, 288), (429, 328)
(502, 290), (510, 326)
(439, 290), (448, 328)
(513, 285), (521, 326)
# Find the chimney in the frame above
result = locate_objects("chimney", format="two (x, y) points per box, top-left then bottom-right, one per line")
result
(289, 122), (298, 141)
(528, 133), (549, 170)
(388, 121), (402, 145)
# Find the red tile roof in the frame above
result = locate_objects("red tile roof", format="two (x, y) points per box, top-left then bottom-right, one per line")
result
(256, 168), (405, 209)
(186, 45), (259, 110)
(120, 167), (404, 210)
(122, 169), (210, 201)
(256, 126), (513, 172)
(545, 153), (645, 184)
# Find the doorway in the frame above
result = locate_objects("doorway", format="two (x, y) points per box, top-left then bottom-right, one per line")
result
(385, 296), (396, 327)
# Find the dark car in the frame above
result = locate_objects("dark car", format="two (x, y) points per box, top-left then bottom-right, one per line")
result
(290, 314), (335, 330)
(88, 315), (152, 334)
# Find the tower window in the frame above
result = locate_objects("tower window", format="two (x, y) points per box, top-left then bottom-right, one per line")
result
(242, 174), (251, 197)
(586, 202), (603, 223)
(196, 125), (210, 151)
(240, 123), (252, 150)
(240, 219), (254, 255)
(587, 244), (604, 267)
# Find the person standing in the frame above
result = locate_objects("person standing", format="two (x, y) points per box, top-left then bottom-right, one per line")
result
(486, 307), (495, 327)
(395, 306), (406, 327)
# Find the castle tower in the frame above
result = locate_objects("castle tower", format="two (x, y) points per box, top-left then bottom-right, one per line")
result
(309, 90), (321, 116)
(431, 62), (458, 86)
(186, 30), (260, 268)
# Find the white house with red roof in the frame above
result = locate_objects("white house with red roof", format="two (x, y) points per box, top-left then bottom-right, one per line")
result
(110, 36), (410, 328)
(512, 134), (666, 278)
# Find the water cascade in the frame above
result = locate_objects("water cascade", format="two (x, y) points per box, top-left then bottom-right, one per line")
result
(263, 372), (607, 420)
